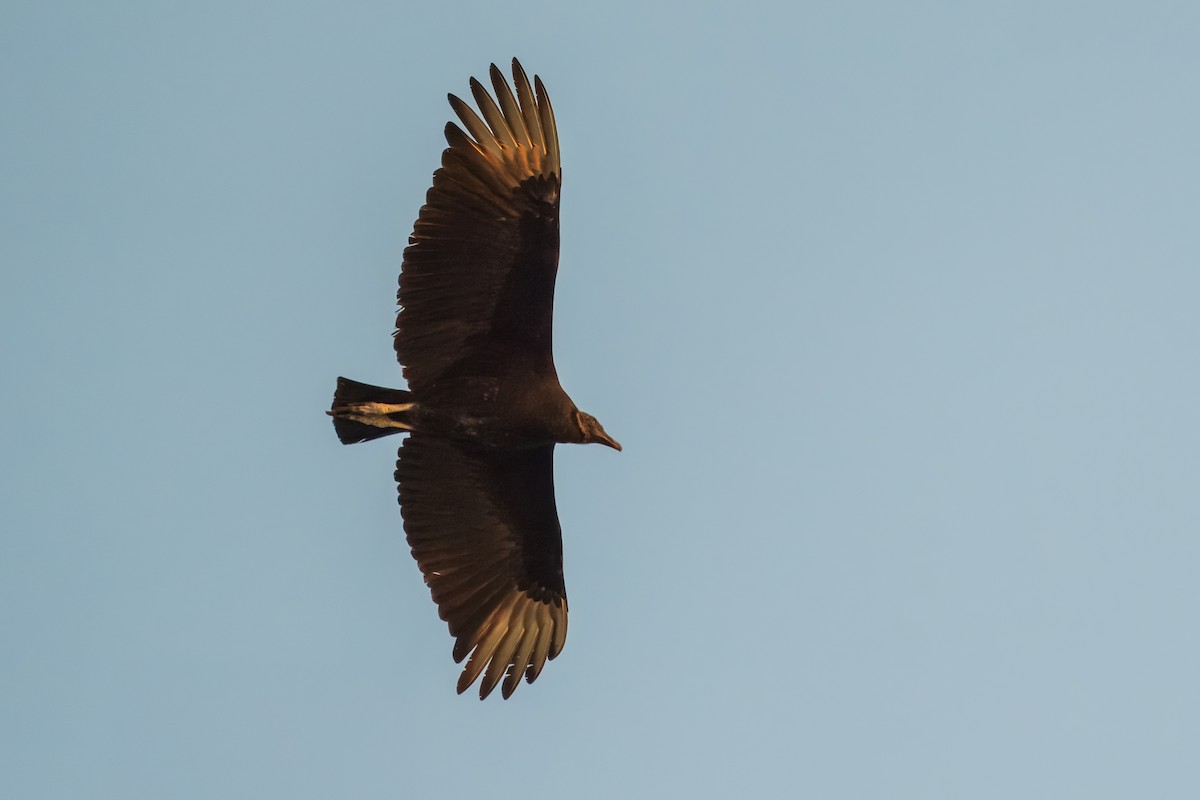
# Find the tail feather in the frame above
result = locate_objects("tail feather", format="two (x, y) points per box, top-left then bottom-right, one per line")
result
(329, 377), (415, 445)
(330, 415), (405, 445)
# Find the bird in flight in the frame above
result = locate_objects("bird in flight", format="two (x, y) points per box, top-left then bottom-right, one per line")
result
(329, 59), (620, 700)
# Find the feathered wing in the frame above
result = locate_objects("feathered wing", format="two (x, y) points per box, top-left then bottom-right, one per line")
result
(396, 59), (562, 399)
(395, 434), (568, 699)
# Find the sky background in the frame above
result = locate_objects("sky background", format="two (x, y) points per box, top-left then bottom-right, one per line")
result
(3, 1), (1199, 797)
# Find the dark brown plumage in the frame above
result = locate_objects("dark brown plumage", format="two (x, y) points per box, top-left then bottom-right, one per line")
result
(328, 60), (619, 699)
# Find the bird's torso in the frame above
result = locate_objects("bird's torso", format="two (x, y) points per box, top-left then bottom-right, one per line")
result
(412, 373), (578, 449)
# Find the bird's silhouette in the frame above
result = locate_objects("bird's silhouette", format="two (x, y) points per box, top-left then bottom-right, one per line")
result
(329, 59), (619, 699)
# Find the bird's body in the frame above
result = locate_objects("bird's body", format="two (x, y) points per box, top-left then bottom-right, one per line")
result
(328, 60), (618, 699)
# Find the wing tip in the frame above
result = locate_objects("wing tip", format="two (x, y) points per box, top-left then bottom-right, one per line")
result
(439, 59), (559, 180)
(445, 596), (567, 700)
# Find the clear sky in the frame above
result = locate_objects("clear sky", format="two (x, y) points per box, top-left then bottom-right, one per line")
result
(3, 1), (1199, 797)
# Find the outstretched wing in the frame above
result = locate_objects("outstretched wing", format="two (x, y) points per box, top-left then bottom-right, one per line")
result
(396, 59), (562, 398)
(395, 434), (568, 699)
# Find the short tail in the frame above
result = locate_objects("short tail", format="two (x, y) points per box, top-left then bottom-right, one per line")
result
(328, 377), (415, 444)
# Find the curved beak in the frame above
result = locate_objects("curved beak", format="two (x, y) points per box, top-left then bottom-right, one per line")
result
(593, 426), (622, 452)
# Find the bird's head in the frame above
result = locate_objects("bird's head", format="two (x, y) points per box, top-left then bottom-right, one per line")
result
(575, 411), (621, 451)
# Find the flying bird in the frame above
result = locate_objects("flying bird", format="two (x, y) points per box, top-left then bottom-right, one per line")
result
(329, 59), (620, 700)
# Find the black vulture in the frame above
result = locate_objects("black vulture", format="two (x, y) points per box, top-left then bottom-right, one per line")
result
(328, 59), (620, 700)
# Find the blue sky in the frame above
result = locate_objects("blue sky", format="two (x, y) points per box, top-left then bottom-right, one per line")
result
(3, 1), (1199, 797)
